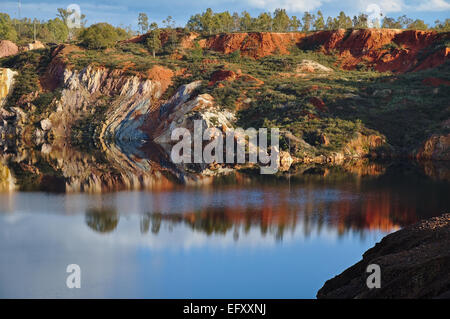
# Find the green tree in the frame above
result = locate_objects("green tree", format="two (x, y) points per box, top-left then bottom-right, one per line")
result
(353, 13), (368, 29)
(335, 11), (352, 29)
(434, 19), (450, 32)
(314, 11), (325, 30)
(46, 18), (69, 43)
(138, 13), (149, 34)
(79, 23), (120, 49)
(187, 14), (202, 31)
(407, 19), (428, 30)
(57, 7), (87, 27)
(232, 12), (240, 31)
(302, 12), (315, 32)
(326, 16), (334, 30)
(273, 8), (290, 32)
(290, 16), (301, 31)
(397, 15), (413, 28)
(257, 12), (272, 31)
(240, 11), (254, 31)
(0, 13), (17, 41)
(216, 11), (233, 32)
(229, 49), (241, 62)
(163, 16), (175, 29)
(146, 22), (161, 57)
(201, 8), (215, 34)
(382, 17), (402, 29)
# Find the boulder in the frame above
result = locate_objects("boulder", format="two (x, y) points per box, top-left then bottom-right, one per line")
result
(296, 60), (334, 73)
(0, 40), (19, 58)
(24, 40), (45, 51)
(40, 118), (52, 131)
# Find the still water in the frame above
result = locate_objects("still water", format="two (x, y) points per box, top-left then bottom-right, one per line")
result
(0, 162), (449, 298)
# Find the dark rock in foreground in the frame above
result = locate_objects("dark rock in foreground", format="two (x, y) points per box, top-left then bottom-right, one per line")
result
(317, 213), (450, 299)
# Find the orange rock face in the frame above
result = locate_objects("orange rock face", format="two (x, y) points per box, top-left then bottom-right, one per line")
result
(145, 65), (174, 93)
(202, 29), (449, 73)
(123, 29), (448, 73)
(203, 32), (306, 58)
(306, 29), (446, 73)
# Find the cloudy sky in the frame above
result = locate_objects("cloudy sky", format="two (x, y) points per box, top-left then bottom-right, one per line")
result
(1, 0), (449, 29)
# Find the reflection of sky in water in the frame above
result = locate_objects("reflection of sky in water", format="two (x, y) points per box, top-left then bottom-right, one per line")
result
(0, 189), (392, 299)
(0, 211), (386, 298)
(0, 188), (357, 215)
(1, 169), (449, 299)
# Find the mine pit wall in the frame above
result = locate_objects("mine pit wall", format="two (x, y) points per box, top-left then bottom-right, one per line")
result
(0, 68), (17, 108)
(200, 29), (449, 73)
(46, 65), (165, 146)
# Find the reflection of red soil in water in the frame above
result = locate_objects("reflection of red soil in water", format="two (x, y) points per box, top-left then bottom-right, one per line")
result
(332, 192), (417, 233)
(157, 187), (420, 236)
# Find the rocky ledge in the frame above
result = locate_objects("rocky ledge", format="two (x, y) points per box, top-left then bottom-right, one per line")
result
(317, 213), (450, 299)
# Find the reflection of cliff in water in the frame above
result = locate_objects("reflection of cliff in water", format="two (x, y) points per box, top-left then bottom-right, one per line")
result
(0, 138), (448, 238)
(0, 139), (185, 193)
(135, 192), (411, 240)
(1, 134), (449, 193)
(80, 162), (450, 240)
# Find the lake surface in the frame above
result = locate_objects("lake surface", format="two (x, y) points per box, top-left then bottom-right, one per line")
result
(0, 161), (449, 298)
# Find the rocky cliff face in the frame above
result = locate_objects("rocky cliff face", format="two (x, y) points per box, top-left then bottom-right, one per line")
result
(199, 29), (449, 73)
(200, 32), (306, 58)
(0, 68), (17, 107)
(0, 68), (18, 150)
(1, 30), (448, 187)
(49, 65), (164, 142)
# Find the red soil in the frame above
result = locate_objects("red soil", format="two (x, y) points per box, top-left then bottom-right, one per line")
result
(203, 32), (306, 58)
(145, 65), (174, 93)
(202, 29), (449, 73)
(209, 68), (264, 87)
(309, 97), (328, 112)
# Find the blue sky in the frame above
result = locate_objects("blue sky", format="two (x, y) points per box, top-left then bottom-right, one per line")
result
(1, 0), (449, 29)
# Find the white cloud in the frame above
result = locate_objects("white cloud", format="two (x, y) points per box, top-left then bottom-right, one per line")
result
(415, 0), (450, 11)
(379, 0), (405, 12)
(246, 0), (325, 12)
(357, 0), (405, 14)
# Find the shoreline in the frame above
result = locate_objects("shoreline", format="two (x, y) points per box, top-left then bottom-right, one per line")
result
(317, 213), (450, 299)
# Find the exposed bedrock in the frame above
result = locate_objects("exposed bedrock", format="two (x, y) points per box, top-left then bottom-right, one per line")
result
(317, 213), (450, 299)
